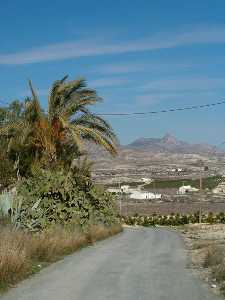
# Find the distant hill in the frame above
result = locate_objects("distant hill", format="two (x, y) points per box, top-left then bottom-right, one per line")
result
(88, 134), (224, 184)
(125, 133), (223, 155)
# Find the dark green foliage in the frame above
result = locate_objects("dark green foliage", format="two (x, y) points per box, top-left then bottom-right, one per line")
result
(0, 155), (15, 190)
(207, 212), (214, 224)
(16, 168), (119, 231)
(217, 212), (225, 223)
(0, 100), (25, 187)
(122, 212), (225, 227)
(143, 176), (222, 190)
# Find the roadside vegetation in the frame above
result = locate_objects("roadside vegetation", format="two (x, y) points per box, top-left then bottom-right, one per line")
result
(122, 212), (225, 226)
(182, 224), (225, 296)
(0, 76), (121, 290)
(0, 224), (122, 290)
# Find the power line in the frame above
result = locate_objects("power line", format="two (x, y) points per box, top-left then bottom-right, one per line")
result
(1, 99), (225, 117)
(96, 100), (225, 116)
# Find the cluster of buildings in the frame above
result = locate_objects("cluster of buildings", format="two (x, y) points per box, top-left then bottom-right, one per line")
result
(107, 178), (162, 200)
(107, 174), (225, 200)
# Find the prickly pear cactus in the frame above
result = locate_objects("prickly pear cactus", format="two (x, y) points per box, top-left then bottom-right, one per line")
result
(16, 168), (119, 231)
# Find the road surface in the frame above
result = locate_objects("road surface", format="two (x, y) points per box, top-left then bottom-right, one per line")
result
(1, 227), (222, 300)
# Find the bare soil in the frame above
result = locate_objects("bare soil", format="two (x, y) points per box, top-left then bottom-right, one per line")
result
(181, 224), (225, 297)
(121, 201), (225, 216)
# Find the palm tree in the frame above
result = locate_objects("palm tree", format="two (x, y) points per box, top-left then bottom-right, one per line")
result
(0, 76), (118, 172)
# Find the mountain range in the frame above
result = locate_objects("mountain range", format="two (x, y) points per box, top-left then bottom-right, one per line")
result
(124, 133), (223, 155)
(88, 134), (224, 163)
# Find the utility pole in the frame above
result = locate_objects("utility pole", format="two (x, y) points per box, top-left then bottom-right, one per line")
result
(153, 180), (156, 193)
(118, 181), (122, 215)
(199, 172), (203, 224)
(199, 174), (203, 190)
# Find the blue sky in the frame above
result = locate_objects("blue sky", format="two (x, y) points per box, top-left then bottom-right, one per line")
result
(0, 0), (225, 145)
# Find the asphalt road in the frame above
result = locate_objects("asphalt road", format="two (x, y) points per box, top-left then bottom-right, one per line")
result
(1, 227), (222, 300)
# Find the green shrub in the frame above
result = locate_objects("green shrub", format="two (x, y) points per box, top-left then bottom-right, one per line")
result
(16, 168), (119, 231)
(122, 212), (225, 227)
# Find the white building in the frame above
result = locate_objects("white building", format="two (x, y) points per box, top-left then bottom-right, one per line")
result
(141, 178), (153, 184)
(178, 185), (199, 195)
(107, 188), (121, 193)
(171, 168), (183, 173)
(130, 191), (161, 200)
(213, 182), (225, 194)
(108, 184), (161, 200)
(121, 185), (130, 193)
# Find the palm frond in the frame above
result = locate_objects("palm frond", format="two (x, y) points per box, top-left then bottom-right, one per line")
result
(73, 124), (117, 156)
(48, 75), (69, 120)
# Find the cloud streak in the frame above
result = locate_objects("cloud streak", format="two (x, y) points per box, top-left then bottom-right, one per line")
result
(0, 26), (224, 65)
(142, 77), (225, 92)
(136, 90), (220, 106)
(91, 61), (190, 74)
(89, 77), (131, 88)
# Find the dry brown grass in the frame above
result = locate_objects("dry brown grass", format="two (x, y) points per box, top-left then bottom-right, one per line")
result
(203, 244), (224, 268)
(0, 230), (30, 284)
(182, 224), (225, 295)
(212, 263), (225, 283)
(203, 244), (225, 284)
(27, 228), (88, 262)
(0, 223), (122, 288)
(86, 224), (122, 243)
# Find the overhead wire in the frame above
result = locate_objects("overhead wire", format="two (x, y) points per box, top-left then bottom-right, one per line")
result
(96, 100), (225, 116)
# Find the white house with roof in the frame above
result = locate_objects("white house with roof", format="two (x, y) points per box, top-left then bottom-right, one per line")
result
(130, 191), (161, 200)
(213, 182), (225, 194)
(141, 178), (153, 184)
(107, 184), (161, 200)
(121, 185), (130, 193)
(177, 185), (199, 195)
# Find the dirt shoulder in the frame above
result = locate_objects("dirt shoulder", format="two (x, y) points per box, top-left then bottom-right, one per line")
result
(181, 224), (225, 297)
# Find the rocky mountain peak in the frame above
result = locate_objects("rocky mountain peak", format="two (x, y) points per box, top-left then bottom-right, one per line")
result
(125, 133), (223, 155)
(162, 133), (178, 144)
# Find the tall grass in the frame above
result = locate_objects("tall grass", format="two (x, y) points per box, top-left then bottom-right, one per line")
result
(0, 230), (31, 284)
(0, 224), (122, 288)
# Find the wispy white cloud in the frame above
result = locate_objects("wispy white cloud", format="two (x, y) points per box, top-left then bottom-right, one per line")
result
(137, 93), (180, 105)
(0, 26), (224, 65)
(136, 90), (220, 106)
(89, 77), (131, 88)
(141, 77), (225, 92)
(92, 62), (147, 74)
(91, 61), (190, 74)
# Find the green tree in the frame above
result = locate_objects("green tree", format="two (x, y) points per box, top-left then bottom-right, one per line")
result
(0, 76), (118, 174)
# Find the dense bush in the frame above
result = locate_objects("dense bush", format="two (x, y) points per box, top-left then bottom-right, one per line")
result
(15, 168), (119, 231)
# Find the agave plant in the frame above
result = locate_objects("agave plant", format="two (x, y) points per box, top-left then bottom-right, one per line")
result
(0, 190), (24, 230)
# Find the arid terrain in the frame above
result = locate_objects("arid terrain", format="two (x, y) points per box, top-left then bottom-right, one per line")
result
(90, 134), (225, 215)
(91, 134), (225, 185)
(182, 224), (225, 297)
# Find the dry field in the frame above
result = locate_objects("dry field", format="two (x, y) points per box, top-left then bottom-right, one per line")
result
(181, 224), (225, 296)
(120, 200), (225, 216)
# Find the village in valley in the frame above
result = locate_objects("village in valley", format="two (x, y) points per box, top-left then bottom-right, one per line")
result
(91, 134), (225, 216)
